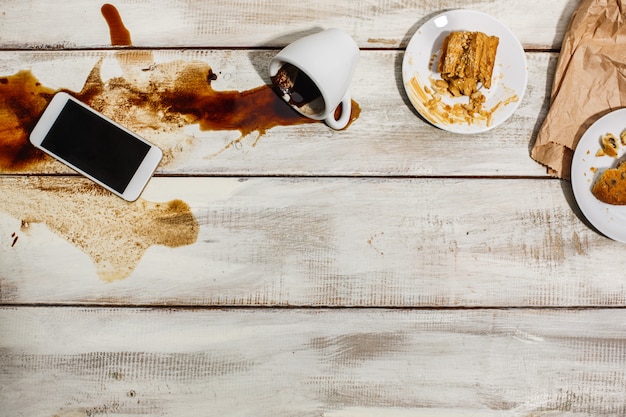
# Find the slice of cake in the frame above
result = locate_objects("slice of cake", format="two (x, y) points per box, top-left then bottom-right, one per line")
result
(592, 161), (626, 205)
(438, 31), (499, 97)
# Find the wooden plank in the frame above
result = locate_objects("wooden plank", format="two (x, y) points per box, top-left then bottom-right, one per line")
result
(2, 176), (624, 307)
(0, 49), (554, 177)
(1, 307), (625, 416)
(0, 0), (577, 50)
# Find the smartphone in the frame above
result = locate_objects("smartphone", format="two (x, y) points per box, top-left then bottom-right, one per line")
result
(30, 92), (162, 201)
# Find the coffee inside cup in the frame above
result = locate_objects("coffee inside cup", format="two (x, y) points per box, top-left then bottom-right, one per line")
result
(271, 63), (324, 116)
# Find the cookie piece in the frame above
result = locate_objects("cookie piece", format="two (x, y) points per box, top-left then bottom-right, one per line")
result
(592, 161), (626, 205)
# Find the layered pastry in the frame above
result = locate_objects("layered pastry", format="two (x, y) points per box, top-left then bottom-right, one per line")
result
(438, 31), (499, 97)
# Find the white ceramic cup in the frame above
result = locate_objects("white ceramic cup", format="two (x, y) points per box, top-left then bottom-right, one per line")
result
(269, 28), (360, 130)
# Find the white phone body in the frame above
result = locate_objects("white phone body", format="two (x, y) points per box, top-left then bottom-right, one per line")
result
(30, 92), (162, 201)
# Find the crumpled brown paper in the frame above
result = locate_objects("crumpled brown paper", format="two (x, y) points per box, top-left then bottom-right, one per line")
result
(532, 0), (626, 179)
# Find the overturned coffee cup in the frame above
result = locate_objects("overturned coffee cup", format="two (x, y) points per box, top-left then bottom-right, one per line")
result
(269, 28), (360, 130)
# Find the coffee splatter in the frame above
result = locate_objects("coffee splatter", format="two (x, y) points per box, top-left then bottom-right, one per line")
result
(76, 56), (319, 153)
(0, 177), (199, 281)
(0, 57), (319, 172)
(101, 3), (132, 46)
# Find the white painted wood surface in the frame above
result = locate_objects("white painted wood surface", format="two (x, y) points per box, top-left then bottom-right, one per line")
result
(0, 0), (577, 49)
(1, 1), (625, 416)
(1, 307), (625, 416)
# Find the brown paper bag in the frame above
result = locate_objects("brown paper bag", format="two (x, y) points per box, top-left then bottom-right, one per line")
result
(532, 0), (626, 179)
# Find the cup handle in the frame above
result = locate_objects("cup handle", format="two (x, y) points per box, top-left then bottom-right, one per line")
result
(324, 93), (352, 130)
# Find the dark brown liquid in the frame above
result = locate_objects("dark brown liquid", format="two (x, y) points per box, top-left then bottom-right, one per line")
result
(101, 3), (132, 46)
(271, 63), (324, 115)
(158, 66), (316, 137)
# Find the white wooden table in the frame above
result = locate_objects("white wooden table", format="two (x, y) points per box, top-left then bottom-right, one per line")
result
(1, 1), (625, 416)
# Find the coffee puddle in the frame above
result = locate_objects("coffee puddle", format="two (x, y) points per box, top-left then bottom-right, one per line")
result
(0, 4), (360, 282)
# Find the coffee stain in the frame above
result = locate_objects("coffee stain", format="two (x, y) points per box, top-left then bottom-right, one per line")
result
(74, 56), (321, 163)
(0, 70), (55, 171)
(0, 4), (359, 281)
(0, 177), (199, 281)
(101, 3), (132, 46)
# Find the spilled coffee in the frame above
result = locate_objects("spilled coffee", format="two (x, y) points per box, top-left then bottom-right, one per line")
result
(271, 63), (324, 116)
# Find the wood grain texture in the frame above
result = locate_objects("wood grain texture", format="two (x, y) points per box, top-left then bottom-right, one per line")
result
(0, 49), (554, 177)
(2, 176), (624, 307)
(1, 307), (625, 417)
(3, 1), (626, 416)
(0, 0), (578, 50)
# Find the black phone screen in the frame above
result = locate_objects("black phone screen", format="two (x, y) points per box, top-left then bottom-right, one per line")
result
(40, 99), (151, 193)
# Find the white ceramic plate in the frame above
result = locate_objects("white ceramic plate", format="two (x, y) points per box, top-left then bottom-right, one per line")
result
(402, 10), (528, 134)
(571, 108), (626, 242)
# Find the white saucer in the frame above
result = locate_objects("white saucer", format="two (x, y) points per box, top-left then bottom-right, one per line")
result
(402, 10), (528, 134)
(571, 108), (626, 242)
